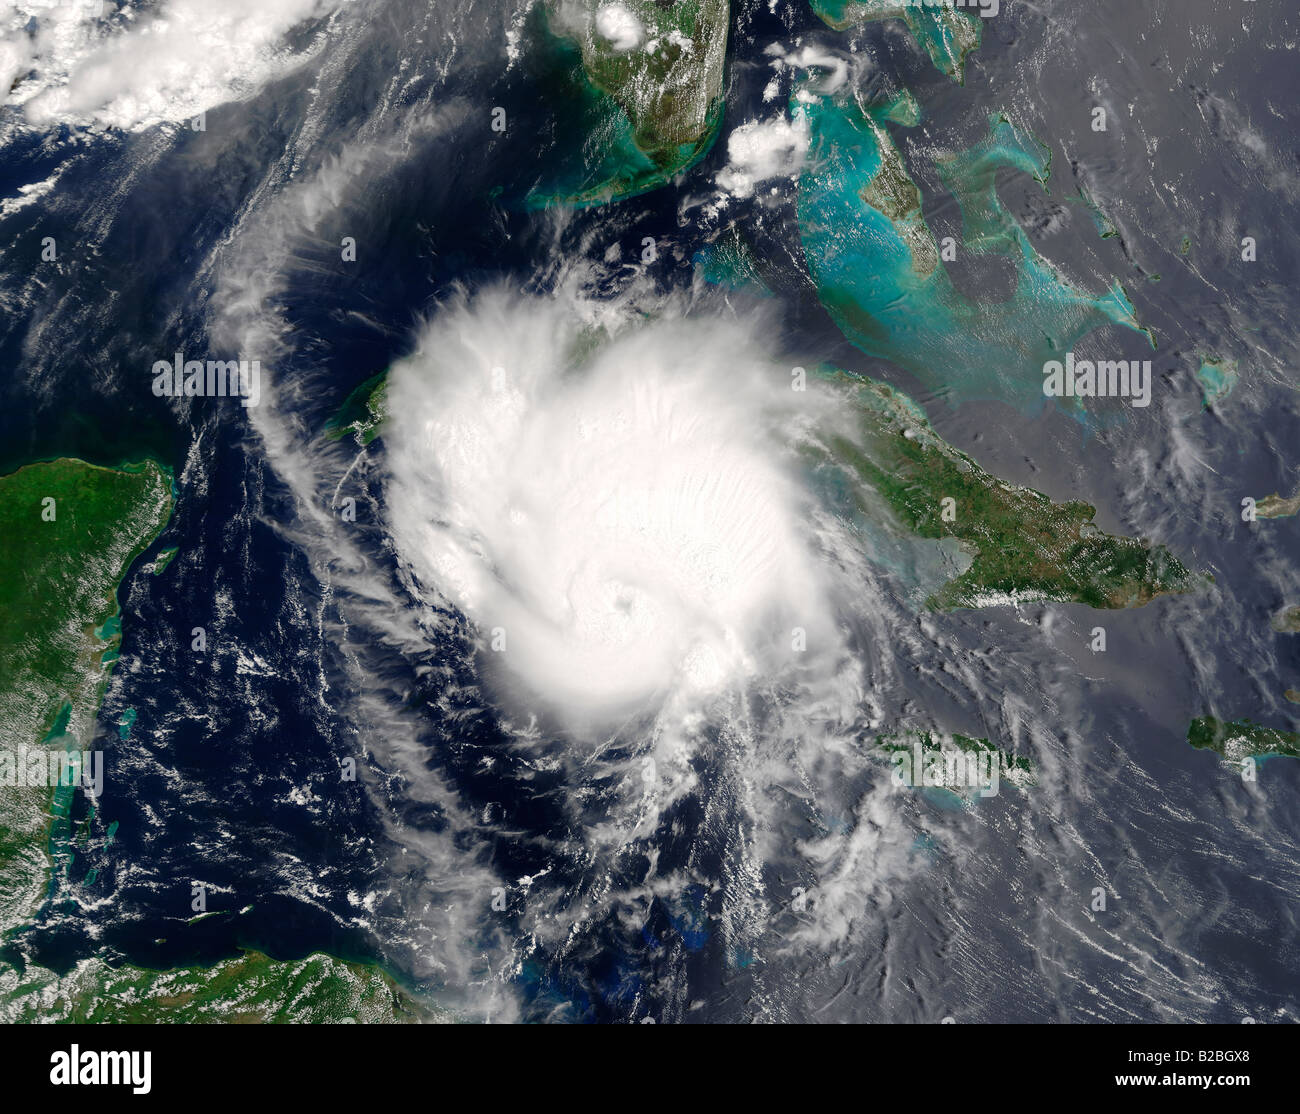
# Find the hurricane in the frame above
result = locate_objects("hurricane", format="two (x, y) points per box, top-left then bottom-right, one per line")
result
(384, 287), (847, 728)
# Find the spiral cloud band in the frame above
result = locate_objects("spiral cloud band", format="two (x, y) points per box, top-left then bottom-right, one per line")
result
(384, 288), (841, 728)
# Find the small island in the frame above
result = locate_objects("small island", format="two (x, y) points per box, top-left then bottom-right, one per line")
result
(1254, 488), (1300, 520)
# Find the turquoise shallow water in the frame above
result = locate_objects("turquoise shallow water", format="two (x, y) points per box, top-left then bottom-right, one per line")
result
(795, 91), (1150, 417)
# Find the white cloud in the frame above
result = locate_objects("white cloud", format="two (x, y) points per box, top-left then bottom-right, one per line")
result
(768, 42), (852, 99)
(594, 3), (642, 53)
(715, 114), (809, 199)
(3, 0), (340, 131)
(383, 286), (844, 732)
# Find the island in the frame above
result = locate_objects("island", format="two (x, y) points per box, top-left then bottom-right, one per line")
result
(1253, 488), (1300, 520)
(1195, 357), (1239, 410)
(873, 730), (1036, 805)
(1187, 717), (1300, 763)
(820, 371), (1194, 611)
(0, 948), (443, 1023)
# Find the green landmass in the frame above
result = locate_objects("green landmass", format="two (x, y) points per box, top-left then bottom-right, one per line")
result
(1285, 691), (1300, 705)
(873, 729), (1035, 804)
(0, 458), (172, 940)
(325, 371), (388, 445)
(1187, 717), (1300, 762)
(0, 949), (446, 1024)
(855, 98), (939, 277)
(530, 0), (728, 205)
(809, 0), (983, 81)
(820, 371), (1194, 610)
